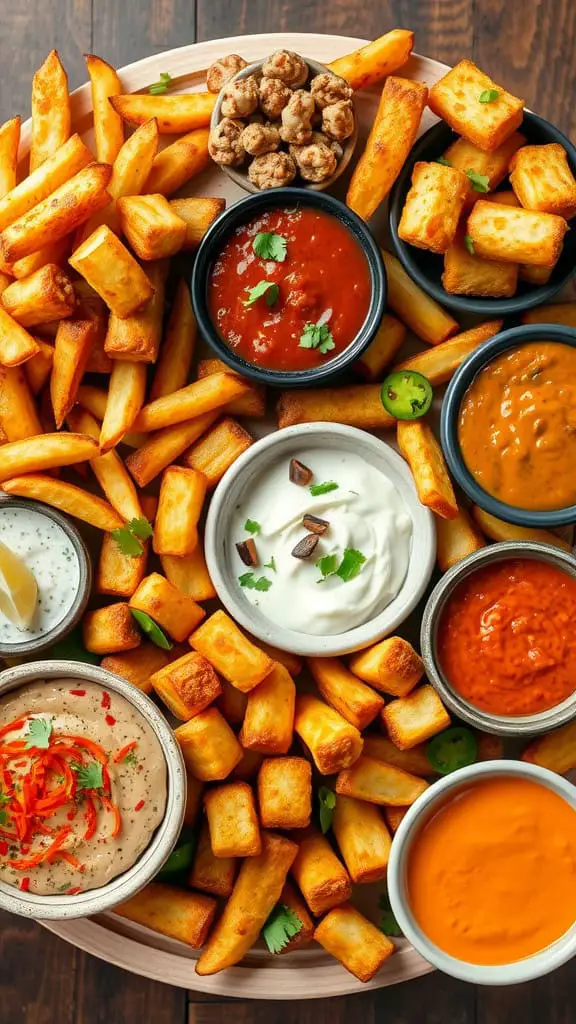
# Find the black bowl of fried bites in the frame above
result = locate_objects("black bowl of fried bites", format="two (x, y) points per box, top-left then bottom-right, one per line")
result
(206, 50), (358, 192)
(388, 59), (576, 316)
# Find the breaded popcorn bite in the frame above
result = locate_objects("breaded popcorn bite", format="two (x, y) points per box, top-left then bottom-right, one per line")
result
(240, 122), (281, 156)
(248, 151), (297, 189)
(206, 54), (248, 93)
(262, 49), (308, 87)
(310, 72), (353, 108)
(221, 74), (259, 118)
(208, 118), (245, 166)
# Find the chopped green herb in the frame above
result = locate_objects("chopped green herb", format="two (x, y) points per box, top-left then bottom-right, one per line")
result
(464, 234), (475, 256)
(264, 556), (277, 572)
(479, 88), (499, 103)
(149, 72), (172, 95)
(436, 155), (451, 167)
(299, 322), (336, 354)
(316, 553), (339, 581)
(466, 169), (490, 193)
(72, 761), (103, 791)
(156, 831), (196, 881)
(378, 893), (403, 937)
(253, 232), (287, 262)
(112, 517), (153, 557)
(318, 786), (336, 834)
(336, 548), (366, 582)
(244, 519), (261, 535)
(243, 280), (279, 307)
(25, 717), (52, 749)
(0, 811), (7, 827)
(124, 750), (139, 767)
(239, 572), (273, 592)
(262, 903), (303, 953)
(309, 481), (339, 497)
(130, 609), (173, 650)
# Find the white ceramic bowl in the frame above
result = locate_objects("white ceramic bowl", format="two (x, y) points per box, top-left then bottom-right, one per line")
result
(387, 760), (576, 985)
(204, 423), (436, 656)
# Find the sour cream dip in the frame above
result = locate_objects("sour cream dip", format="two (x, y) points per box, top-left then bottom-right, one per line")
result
(231, 448), (413, 635)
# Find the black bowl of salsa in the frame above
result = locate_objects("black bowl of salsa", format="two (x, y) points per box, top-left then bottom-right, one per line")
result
(191, 188), (386, 387)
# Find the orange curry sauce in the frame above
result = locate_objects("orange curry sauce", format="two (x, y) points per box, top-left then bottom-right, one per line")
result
(458, 342), (576, 511)
(438, 558), (576, 716)
(408, 777), (576, 966)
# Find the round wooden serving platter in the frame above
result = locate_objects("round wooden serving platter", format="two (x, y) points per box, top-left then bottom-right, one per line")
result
(34, 30), (454, 998)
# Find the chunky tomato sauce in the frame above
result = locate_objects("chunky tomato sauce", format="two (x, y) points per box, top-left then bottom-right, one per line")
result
(438, 558), (576, 716)
(208, 206), (372, 371)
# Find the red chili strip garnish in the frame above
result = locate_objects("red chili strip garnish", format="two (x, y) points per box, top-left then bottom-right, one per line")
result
(64, 736), (108, 764)
(19, 877), (30, 892)
(112, 741), (137, 764)
(101, 692), (111, 710)
(134, 800), (145, 812)
(69, 690), (86, 697)
(100, 795), (122, 838)
(0, 841), (8, 855)
(0, 716), (28, 740)
(67, 887), (82, 896)
(83, 797), (97, 842)
(57, 851), (85, 872)
(105, 714), (116, 727)
(7, 826), (71, 871)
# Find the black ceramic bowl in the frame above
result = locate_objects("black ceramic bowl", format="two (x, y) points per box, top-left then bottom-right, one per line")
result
(441, 323), (576, 527)
(191, 187), (386, 388)
(389, 112), (576, 317)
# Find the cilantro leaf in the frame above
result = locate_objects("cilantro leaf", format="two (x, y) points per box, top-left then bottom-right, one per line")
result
(436, 155), (451, 166)
(112, 517), (153, 557)
(72, 761), (103, 791)
(336, 547), (366, 582)
(378, 893), (403, 937)
(299, 322), (336, 354)
(244, 519), (261, 535)
(318, 786), (336, 834)
(253, 232), (287, 262)
(243, 281), (279, 307)
(239, 572), (272, 592)
(479, 89), (499, 103)
(25, 717), (52, 749)
(128, 517), (154, 540)
(316, 553), (338, 582)
(130, 609), (173, 650)
(262, 903), (303, 953)
(466, 169), (490, 193)
(149, 72), (172, 95)
(124, 750), (138, 767)
(264, 556), (277, 572)
(309, 481), (339, 497)
(464, 234), (475, 256)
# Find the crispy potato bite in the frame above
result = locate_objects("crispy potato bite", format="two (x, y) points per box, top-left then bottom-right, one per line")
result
(169, 197), (226, 249)
(363, 734), (432, 776)
(115, 883), (216, 947)
(399, 161), (468, 253)
(510, 143), (576, 219)
(2, 475), (124, 530)
(1, 264), (76, 327)
(67, 408), (143, 522)
(0, 364), (42, 440)
(118, 194), (187, 260)
(154, 466), (206, 557)
(145, 128), (211, 196)
(216, 679), (248, 726)
(126, 414), (218, 488)
(382, 684), (451, 750)
(277, 383), (395, 430)
(197, 358), (266, 419)
(83, 602), (141, 655)
(333, 794), (391, 884)
(471, 505), (572, 552)
(204, 781), (261, 858)
(307, 657), (384, 730)
(189, 821), (237, 897)
(104, 259), (167, 363)
(0, 432), (97, 482)
(251, 640), (302, 678)
(397, 419), (458, 520)
(442, 132), (526, 207)
(277, 881), (315, 952)
(100, 360), (147, 451)
(239, 662), (296, 754)
(436, 505), (486, 571)
(354, 313), (405, 381)
(522, 720), (576, 774)
(257, 756), (312, 829)
(190, 609), (274, 693)
(0, 134), (91, 234)
(327, 29), (414, 90)
(384, 805), (409, 834)
(130, 573), (205, 642)
(428, 59), (524, 152)
(51, 318), (96, 427)
(150, 278), (196, 400)
(0, 307), (40, 366)
(110, 92), (216, 134)
(349, 636), (424, 697)
(315, 904), (395, 982)
(336, 755), (429, 806)
(85, 54), (124, 164)
(100, 643), (169, 695)
(134, 373), (250, 433)
(294, 693), (363, 774)
(70, 224), (154, 317)
(442, 227), (519, 297)
(174, 707), (243, 781)
(182, 417), (253, 488)
(160, 548), (217, 603)
(150, 651), (221, 721)
(466, 200), (568, 266)
(381, 250), (458, 345)
(291, 829), (352, 916)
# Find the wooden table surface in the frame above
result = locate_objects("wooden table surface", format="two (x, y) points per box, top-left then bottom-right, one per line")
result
(0, 0), (574, 1021)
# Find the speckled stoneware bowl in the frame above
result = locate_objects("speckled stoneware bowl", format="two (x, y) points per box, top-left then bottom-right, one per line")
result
(0, 660), (186, 920)
(210, 54), (358, 193)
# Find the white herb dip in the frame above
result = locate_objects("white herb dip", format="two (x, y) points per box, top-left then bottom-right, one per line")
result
(231, 448), (413, 635)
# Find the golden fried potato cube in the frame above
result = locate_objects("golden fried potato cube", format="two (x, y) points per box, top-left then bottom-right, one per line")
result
(118, 194), (187, 260)
(1, 263), (77, 328)
(101, 643), (169, 695)
(277, 881), (315, 953)
(382, 683), (451, 750)
(436, 505), (486, 572)
(182, 417), (253, 488)
(82, 602), (141, 655)
(314, 904), (395, 983)
(487, 191), (555, 281)
(189, 821), (237, 897)
(189, 609), (274, 693)
(204, 781), (261, 858)
(183, 772), (204, 827)
(115, 882), (216, 947)
(362, 735), (432, 777)
(216, 679), (248, 726)
(353, 313), (406, 381)
(294, 693), (363, 775)
(429, 59), (524, 152)
(442, 227), (518, 297)
(249, 638), (303, 677)
(307, 656), (384, 730)
(239, 662), (295, 754)
(129, 572), (205, 642)
(384, 805), (409, 834)
(349, 636), (424, 697)
(69, 224), (154, 317)
(169, 197), (226, 249)
(197, 357), (267, 419)
(257, 756), (312, 830)
(510, 143), (576, 219)
(333, 794), (391, 884)
(336, 755), (429, 806)
(441, 132), (526, 207)
(398, 161), (469, 253)
(96, 531), (148, 599)
(154, 465), (207, 557)
(522, 720), (576, 774)
(150, 651), (221, 721)
(174, 707), (243, 781)
(291, 829), (352, 916)
(466, 200), (568, 266)
(397, 419), (458, 519)
(161, 548), (217, 603)
(104, 259), (167, 364)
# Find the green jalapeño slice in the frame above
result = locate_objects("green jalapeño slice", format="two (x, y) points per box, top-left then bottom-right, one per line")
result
(426, 726), (478, 775)
(381, 370), (433, 420)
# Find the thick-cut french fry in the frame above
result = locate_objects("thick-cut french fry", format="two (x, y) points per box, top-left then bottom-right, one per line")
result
(169, 197), (225, 249)
(118, 194), (186, 260)
(162, 546), (218, 603)
(111, 93), (216, 134)
(74, 279), (111, 374)
(145, 128), (211, 195)
(442, 132), (526, 208)
(83, 602), (141, 654)
(399, 161), (468, 254)
(363, 734), (432, 776)
(294, 693), (363, 774)
(50, 318), (96, 428)
(239, 662), (296, 754)
(189, 821), (237, 897)
(85, 54), (124, 164)
(467, 200), (568, 267)
(277, 383), (395, 430)
(115, 883), (216, 948)
(67, 407), (143, 521)
(397, 419), (458, 519)
(308, 657), (384, 731)
(353, 313), (405, 381)
(150, 278), (196, 400)
(100, 643), (168, 695)
(104, 259), (167, 362)
(522, 721), (576, 774)
(1, 264), (76, 328)
(429, 60), (524, 152)
(278, 881), (314, 953)
(96, 530), (149, 598)
(347, 77), (427, 221)
(30, 50), (70, 171)
(216, 679), (248, 726)
(10, 236), (72, 281)
(182, 417), (253, 488)
(443, 226), (519, 297)
(384, 805), (409, 834)
(100, 360), (147, 451)
(257, 757), (312, 830)
(0, 431), (97, 482)
(205, 781), (261, 858)
(0, 307), (40, 366)
(154, 466), (207, 556)
(382, 683), (451, 750)
(471, 505), (571, 552)
(174, 707), (243, 781)
(126, 413), (217, 488)
(336, 755), (429, 806)
(333, 795), (391, 884)
(77, 384), (109, 420)
(510, 143), (576, 219)
(130, 572), (205, 642)
(0, 117), (20, 198)
(522, 303), (576, 328)
(196, 831), (298, 975)
(0, 163), (112, 263)
(314, 904), (394, 983)
(1, 474), (124, 530)
(436, 505), (486, 571)
(150, 651), (221, 721)
(0, 272), (11, 293)
(190, 609), (274, 693)
(382, 250), (458, 345)
(0, 364), (42, 439)
(134, 372), (250, 433)
(393, 320), (503, 385)
(327, 29), (414, 89)
(0, 134), (91, 234)
(349, 636), (424, 698)
(70, 224), (153, 318)
(197, 358), (266, 419)
(291, 829), (352, 916)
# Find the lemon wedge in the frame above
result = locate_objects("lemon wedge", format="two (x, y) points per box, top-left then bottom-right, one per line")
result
(0, 539), (38, 630)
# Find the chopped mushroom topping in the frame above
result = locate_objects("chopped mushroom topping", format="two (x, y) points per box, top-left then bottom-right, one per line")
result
(221, 74), (260, 118)
(261, 49), (308, 88)
(322, 99), (355, 141)
(240, 122), (281, 157)
(206, 54), (248, 94)
(248, 151), (297, 190)
(258, 77), (292, 119)
(280, 89), (316, 145)
(291, 139), (337, 182)
(208, 118), (246, 166)
(310, 72), (354, 109)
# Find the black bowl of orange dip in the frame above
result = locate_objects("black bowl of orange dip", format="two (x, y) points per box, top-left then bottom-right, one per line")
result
(191, 188), (386, 387)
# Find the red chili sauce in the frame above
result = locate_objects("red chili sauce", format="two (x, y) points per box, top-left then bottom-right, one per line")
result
(208, 206), (372, 371)
(437, 558), (576, 716)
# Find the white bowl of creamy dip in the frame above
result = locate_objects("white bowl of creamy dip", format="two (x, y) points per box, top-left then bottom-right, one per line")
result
(205, 423), (436, 656)
(0, 661), (185, 920)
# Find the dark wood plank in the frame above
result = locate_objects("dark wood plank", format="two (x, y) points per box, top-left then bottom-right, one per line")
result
(477, 960), (576, 1024)
(74, 941), (188, 1024)
(0, 911), (77, 1024)
(91, 0), (196, 70)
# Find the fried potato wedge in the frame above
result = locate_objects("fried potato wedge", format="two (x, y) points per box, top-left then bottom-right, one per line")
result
(169, 197), (225, 249)
(314, 904), (394, 983)
(510, 143), (576, 219)
(134, 372), (250, 433)
(0, 431), (97, 481)
(2, 474), (124, 530)
(70, 224), (154, 318)
(1, 264), (76, 328)
(397, 418), (458, 519)
(381, 250), (458, 345)
(104, 259), (167, 363)
(0, 134), (92, 235)
(50, 317), (96, 427)
(68, 407), (143, 521)
(466, 199), (568, 266)
(0, 117), (20, 199)
(393, 320), (503, 385)
(436, 505), (486, 571)
(118, 194), (186, 260)
(0, 364), (42, 440)
(115, 883), (216, 948)
(100, 360), (147, 451)
(336, 755), (429, 806)
(85, 54), (124, 164)
(327, 29), (414, 89)
(110, 92), (216, 133)
(125, 413), (217, 488)
(30, 50), (71, 171)
(277, 383), (395, 430)
(399, 161), (468, 253)
(471, 505), (572, 552)
(429, 59), (524, 152)
(150, 278), (196, 400)
(0, 307), (40, 366)
(145, 128), (211, 196)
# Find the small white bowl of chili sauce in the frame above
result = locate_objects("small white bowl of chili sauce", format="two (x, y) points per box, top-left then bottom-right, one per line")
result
(191, 187), (386, 386)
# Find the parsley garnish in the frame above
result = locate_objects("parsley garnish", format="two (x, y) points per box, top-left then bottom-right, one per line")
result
(436, 155), (451, 167)
(253, 232), (287, 262)
(316, 553), (339, 581)
(479, 89), (499, 103)
(336, 547), (366, 582)
(466, 169), (490, 193)
(243, 281), (279, 307)
(378, 893), (403, 937)
(299, 322), (336, 355)
(0, 811), (7, 826)
(464, 234), (475, 256)
(130, 609), (173, 650)
(261, 903), (303, 953)
(124, 750), (138, 767)
(244, 519), (260, 535)
(309, 481), (339, 497)
(111, 517), (153, 557)
(264, 556), (277, 572)
(25, 718), (52, 749)
(318, 786), (336, 833)
(239, 572), (272, 592)
(72, 761), (103, 791)
(149, 72), (172, 95)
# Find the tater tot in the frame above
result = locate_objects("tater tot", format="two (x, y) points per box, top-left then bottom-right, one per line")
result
(204, 781), (261, 858)
(189, 821), (237, 897)
(257, 756), (312, 830)
(349, 636), (424, 697)
(239, 662), (295, 754)
(294, 693), (363, 774)
(150, 651), (221, 721)
(314, 904), (395, 982)
(291, 829), (352, 916)
(174, 707), (243, 781)
(333, 794), (392, 883)
(307, 656), (384, 730)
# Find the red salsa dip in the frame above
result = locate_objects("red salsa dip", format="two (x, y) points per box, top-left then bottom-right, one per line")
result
(437, 558), (576, 716)
(208, 205), (372, 371)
